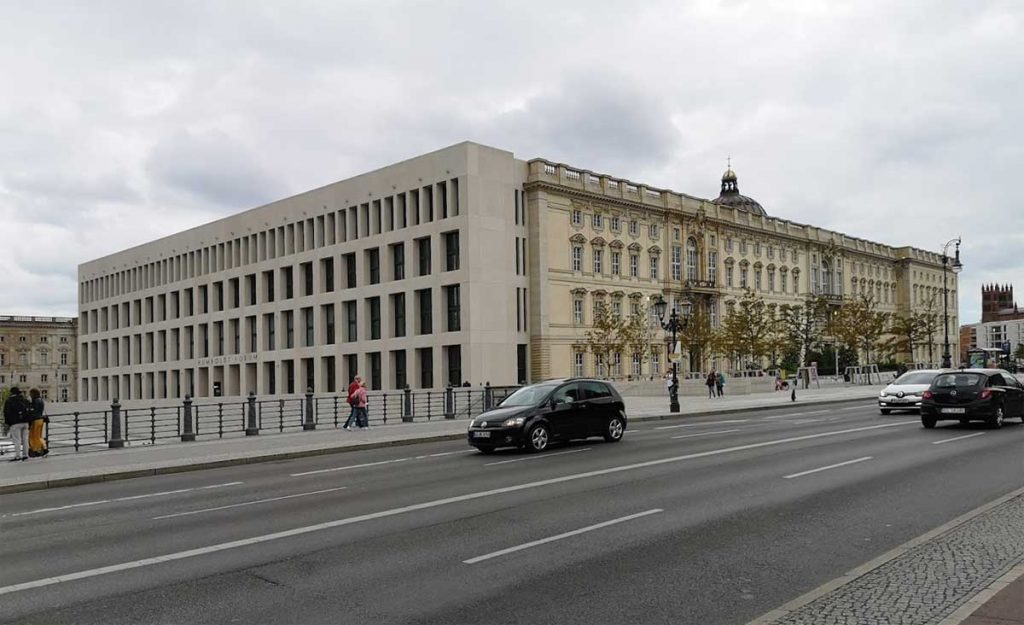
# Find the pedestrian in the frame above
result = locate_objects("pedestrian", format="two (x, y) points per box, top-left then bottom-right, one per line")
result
(27, 388), (48, 458)
(716, 371), (725, 397)
(705, 371), (716, 399)
(664, 373), (674, 398)
(343, 375), (362, 430)
(352, 379), (369, 429)
(3, 387), (31, 462)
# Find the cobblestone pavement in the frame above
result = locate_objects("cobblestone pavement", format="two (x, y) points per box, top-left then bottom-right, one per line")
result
(763, 494), (1024, 625)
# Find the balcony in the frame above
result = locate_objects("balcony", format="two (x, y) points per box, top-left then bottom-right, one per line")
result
(683, 279), (719, 294)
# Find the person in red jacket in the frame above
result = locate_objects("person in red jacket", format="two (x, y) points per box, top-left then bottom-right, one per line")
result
(351, 380), (369, 429)
(342, 375), (362, 430)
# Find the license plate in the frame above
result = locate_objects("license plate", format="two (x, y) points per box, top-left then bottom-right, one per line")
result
(941, 407), (966, 414)
(473, 431), (491, 438)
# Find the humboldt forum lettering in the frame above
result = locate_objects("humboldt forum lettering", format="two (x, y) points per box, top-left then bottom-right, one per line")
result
(76, 142), (957, 401)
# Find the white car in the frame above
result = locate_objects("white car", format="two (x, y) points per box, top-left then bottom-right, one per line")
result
(878, 369), (947, 414)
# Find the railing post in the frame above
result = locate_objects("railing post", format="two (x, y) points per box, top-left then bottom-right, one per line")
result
(181, 395), (196, 442)
(303, 387), (316, 430)
(444, 384), (455, 420)
(402, 385), (414, 422)
(246, 392), (259, 435)
(74, 411), (80, 451)
(484, 382), (493, 411)
(109, 398), (124, 449)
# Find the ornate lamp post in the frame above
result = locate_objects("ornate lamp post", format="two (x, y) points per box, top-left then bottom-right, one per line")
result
(653, 295), (690, 413)
(940, 237), (963, 368)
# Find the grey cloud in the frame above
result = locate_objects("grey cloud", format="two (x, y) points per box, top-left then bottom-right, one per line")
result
(146, 130), (290, 210)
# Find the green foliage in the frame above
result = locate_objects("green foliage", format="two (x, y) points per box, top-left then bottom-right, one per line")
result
(833, 295), (891, 364)
(716, 289), (776, 367)
(778, 296), (829, 366)
(584, 303), (627, 376)
(679, 305), (717, 371)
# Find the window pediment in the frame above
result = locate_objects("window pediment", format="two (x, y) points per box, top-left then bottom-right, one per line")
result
(647, 245), (661, 255)
(570, 233), (587, 244)
(628, 242), (642, 252)
(590, 236), (607, 247)
(570, 287), (588, 296)
(609, 239), (624, 249)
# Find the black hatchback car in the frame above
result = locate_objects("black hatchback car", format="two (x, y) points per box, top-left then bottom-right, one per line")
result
(920, 369), (1024, 428)
(467, 378), (627, 453)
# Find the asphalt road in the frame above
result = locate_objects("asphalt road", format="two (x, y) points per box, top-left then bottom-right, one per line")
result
(1, 402), (1021, 625)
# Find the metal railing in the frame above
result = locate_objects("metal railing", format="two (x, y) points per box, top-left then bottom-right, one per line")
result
(38, 383), (521, 453)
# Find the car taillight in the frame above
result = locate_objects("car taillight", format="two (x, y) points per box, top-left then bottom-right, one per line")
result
(922, 390), (933, 400)
(980, 389), (992, 400)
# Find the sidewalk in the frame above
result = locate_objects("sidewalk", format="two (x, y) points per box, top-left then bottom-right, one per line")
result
(0, 384), (884, 495)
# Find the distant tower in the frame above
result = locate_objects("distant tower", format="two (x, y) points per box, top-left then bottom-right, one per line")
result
(981, 284), (1022, 322)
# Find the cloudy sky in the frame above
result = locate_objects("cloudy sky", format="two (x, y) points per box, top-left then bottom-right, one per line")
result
(0, 0), (1020, 323)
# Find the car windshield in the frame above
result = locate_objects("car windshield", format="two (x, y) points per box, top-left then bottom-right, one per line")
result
(894, 372), (938, 385)
(933, 373), (985, 388)
(498, 383), (559, 407)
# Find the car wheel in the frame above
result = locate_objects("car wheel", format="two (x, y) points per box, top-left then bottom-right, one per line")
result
(526, 424), (550, 453)
(988, 405), (1004, 429)
(922, 415), (937, 429)
(604, 415), (625, 443)
(474, 446), (496, 455)
(880, 409), (891, 415)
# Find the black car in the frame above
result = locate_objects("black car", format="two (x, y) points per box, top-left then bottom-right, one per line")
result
(467, 378), (627, 453)
(920, 369), (1024, 429)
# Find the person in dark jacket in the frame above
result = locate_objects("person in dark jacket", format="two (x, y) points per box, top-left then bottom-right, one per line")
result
(342, 375), (362, 431)
(3, 387), (32, 461)
(28, 388), (48, 458)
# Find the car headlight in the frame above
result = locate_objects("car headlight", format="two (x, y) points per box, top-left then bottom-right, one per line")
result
(467, 420), (476, 430)
(879, 391), (888, 398)
(502, 416), (526, 427)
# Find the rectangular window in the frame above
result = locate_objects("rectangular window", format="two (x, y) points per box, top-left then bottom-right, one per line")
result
(611, 216), (620, 231)
(671, 246), (681, 281)
(629, 220), (639, 236)
(727, 265), (734, 288)
(246, 274), (257, 305)
(418, 347), (433, 388)
(573, 298), (584, 324)
(445, 284), (461, 331)
(392, 350), (407, 390)
(611, 251), (621, 276)
(321, 258), (335, 292)
(284, 311), (294, 348)
(593, 249), (603, 274)
(344, 253), (357, 288)
(648, 224), (658, 238)
(301, 262), (313, 297)
(303, 307), (314, 346)
(369, 352), (382, 391)
(593, 214), (603, 229)
(263, 271), (274, 302)
(367, 248), (381, 285)
(282, 267), (294, 299)
(572, 209), (582, 226)
(391, 242), (405, 280)
(781, 272), (788, 293)
(755, 268), (762, 291)
(517, 344), (527, 384)
(445, 345), (462, 387)
(417, 288), (432, 335)
(630, 254), (639, 278)
(572, 246), (583, 272)
(443, 230), (460, 271)
(709, 251), (718, 284)
(740, 267), (749, 289)
(650, 256), (659, 280)
(324, 304), (335, 344)
(264, 313), (275, 350)
(345, 301), (357, 342)
(417, 237), (431, 276)
(369, 297), (381, 340)
(574, 352), (584, 377)
(392, 293), (406, 338)
(768, 270), (775, 292)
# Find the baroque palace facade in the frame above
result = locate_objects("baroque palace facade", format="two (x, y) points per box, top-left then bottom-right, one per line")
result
(77, 142), (956, 401)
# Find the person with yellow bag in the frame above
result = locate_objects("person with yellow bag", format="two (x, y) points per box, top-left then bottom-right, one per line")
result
(27, 388), (48, 458)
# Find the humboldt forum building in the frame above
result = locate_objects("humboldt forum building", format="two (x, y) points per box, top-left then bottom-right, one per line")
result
(77, 142), (958, 401)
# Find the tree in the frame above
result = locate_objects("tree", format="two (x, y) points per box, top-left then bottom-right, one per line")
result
(918, 296), (941, 365)
(717, 289), (775, 370)
(678, 305), (717, 373)
(888, 312), (927, 364)
(584, 304), (627, 378)
(621, 311), (654, 379)
(833, 295), (891, 364)
(778, 296), (829, 367)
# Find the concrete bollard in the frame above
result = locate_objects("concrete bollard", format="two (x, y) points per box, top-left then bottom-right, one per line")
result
(303, 387), (316, 431)
(109, 398), (125, 449)
(181, 395), (196, 442)
(246, 391), (259, 436)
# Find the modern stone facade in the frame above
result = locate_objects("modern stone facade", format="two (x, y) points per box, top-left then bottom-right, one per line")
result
(0, 316), (78, 402)
(78, 141), (958, 401)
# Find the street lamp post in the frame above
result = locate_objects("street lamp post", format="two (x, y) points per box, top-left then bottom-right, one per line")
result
(940, 237), (963, 368)
(653, 295), (689, 413)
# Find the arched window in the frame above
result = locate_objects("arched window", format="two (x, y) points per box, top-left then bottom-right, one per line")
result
(686, 237), (698, 281)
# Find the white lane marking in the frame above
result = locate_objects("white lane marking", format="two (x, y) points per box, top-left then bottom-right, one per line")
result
(462, 509), (663, 565)
(763, 410), (830, 419)
(291, 458), (409, 477)
(484, 448), (591, 466)
(655, 419), (749, 430)
(932, 432), (987, 445)
(784, 419), (825, 424)
(152, 488), (347, 520)
(7, 483), (243, 518)
(670, 429), (741, 440)
(428, 450), (477, 458)
(0, 420), (916, 597)
(783, 457), (874, 479)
